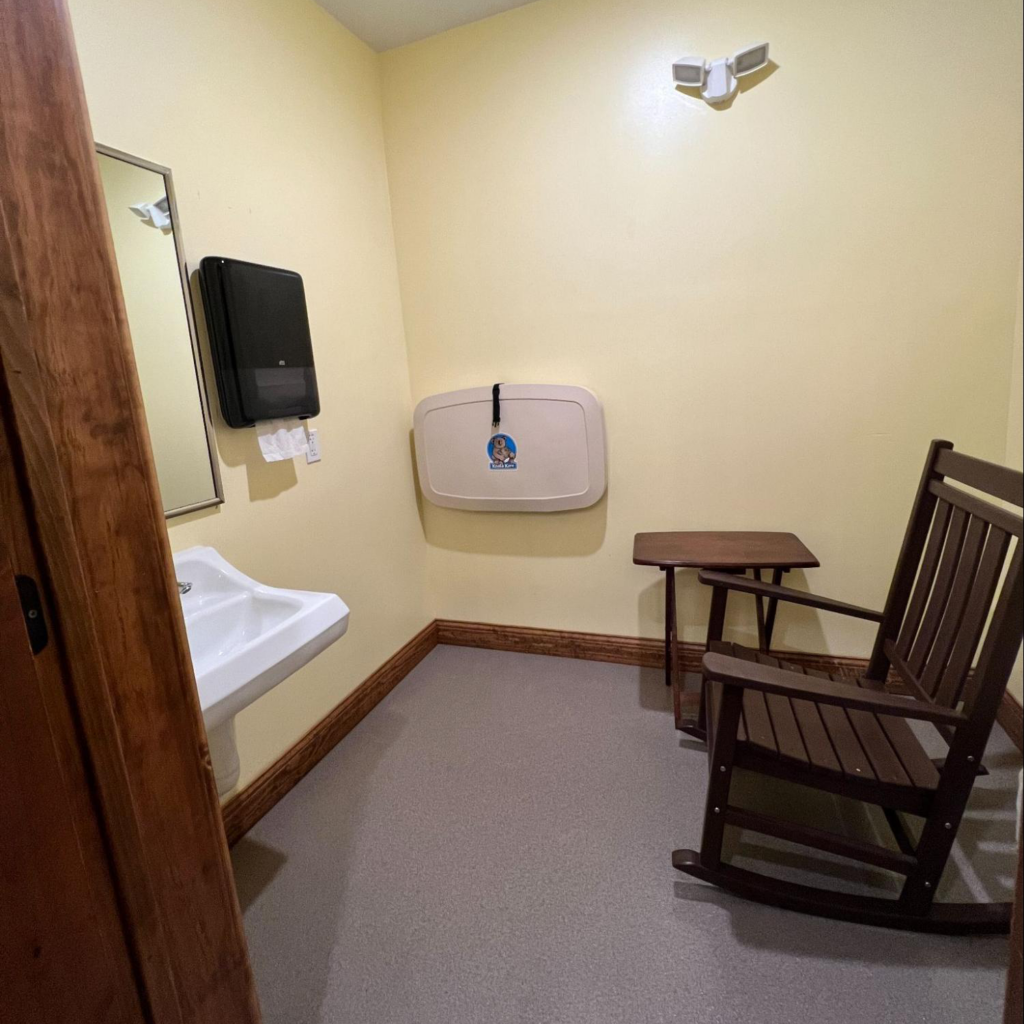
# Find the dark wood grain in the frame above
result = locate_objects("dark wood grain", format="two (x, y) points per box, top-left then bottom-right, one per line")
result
(0, 435), (142, 1024)
(673, 851), (1011, 934)
(866, 440), (952, 681)
(930, 480), (1023, 538)
(698, 570), (883, 622)
(680, 443), (1023, 931)
(723, 806), (916, 875)
(919, 515), (988, 697)
(897, 500), (954, 661)
(937, 526), (1012, 709)
(906, 506), (968, 675)
(223, 621), (438, 845)
(998, 690), (1023, 753)
(436, 618), (864, 674)
(703, 652), (965, 724)
(436, 619), (666, 666)
(935, 448), (1024, 507)
(632, 531), (819, 568)
(0, 1), (259, 1018)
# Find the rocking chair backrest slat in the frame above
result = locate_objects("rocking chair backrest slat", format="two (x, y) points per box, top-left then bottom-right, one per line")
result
(869, 443), (1023, 735)
(919, 515), (989, 697)
(897, 500), (953, 658)
(930, 480), (1024, 539)
(904, 506), (969, 675)
(934, 526), (1012, 708)
(935, 447), (1024, 507)
(962, 541), (1024, 724)
(867, 440), (953, 683)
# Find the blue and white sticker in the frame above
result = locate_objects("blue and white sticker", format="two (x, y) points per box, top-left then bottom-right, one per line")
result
(487, 433), (518, 470)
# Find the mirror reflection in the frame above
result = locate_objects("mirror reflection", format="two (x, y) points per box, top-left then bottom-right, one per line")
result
(96, 147), (222, 517)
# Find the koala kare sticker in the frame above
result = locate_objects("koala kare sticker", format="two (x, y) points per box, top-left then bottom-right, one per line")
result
(487, 433), (518, 470)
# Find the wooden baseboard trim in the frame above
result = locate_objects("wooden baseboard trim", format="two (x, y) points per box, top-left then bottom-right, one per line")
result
(998, 690), (1023, 753)
(435, 619), (665, 668)
(221, 621), (438, 845)
(437, 619), (1024, 752)
(436, 619), (874, 678)
(223, 619), (1024, 844)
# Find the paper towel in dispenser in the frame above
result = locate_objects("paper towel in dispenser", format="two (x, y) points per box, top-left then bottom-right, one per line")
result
(198, 256), (320, 428)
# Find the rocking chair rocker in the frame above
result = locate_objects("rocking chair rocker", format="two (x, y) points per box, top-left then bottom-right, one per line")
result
(675, 440), (1023, 934)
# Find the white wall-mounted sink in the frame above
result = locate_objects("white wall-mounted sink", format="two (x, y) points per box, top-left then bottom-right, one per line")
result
(173, 546), (349, 795)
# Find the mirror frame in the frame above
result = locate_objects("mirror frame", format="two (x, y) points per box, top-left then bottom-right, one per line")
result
(96, 143), (224, 518)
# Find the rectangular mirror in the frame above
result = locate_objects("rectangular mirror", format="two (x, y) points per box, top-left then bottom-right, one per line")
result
(96, 145), (222, 517)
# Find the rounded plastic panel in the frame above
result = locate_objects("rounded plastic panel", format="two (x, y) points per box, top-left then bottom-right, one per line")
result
(413, 384), (606, 512)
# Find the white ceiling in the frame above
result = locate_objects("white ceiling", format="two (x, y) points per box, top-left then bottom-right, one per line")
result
(315, 0), (539, 52)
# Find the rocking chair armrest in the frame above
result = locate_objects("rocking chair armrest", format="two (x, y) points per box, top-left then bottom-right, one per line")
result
(701, 653), (967, 727)
(697, 571), (884, 623)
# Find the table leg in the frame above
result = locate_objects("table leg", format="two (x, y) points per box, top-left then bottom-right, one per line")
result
(763, 567), (786, 650)
(753, 568), (767, 651)
(664, 566), (676, 687)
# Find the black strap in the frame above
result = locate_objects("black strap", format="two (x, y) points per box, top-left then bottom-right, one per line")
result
(492, 383), (502, 429)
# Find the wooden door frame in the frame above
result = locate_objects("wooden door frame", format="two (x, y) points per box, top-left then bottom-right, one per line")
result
(0, 1), (259, 1020)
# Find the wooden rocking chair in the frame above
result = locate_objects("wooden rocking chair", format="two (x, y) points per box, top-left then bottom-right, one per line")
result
(674, 440), (1023, 934)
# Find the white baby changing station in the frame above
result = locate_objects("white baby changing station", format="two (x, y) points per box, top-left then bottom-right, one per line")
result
(413, 384), (606, 512)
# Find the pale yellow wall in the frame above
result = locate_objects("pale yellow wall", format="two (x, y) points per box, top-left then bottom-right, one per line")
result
(1007, 257), (1023, 473)
(70, 0), (1023, 783)
(382, 0), (1024, 658)
(71, 0), (431, 793)
(1007, 255), (1023, 702)
(97, 154), (218, 514)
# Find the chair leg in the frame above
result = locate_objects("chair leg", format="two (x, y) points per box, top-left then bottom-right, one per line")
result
(693, 585), (729, 736)
(900, 734), (986, 915)
(663, 566), (675, 688)
(900, 797), (970, 914)
(692, 684), (742, 872)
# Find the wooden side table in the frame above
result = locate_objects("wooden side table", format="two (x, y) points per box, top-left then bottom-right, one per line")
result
(633, 531), (819, 729)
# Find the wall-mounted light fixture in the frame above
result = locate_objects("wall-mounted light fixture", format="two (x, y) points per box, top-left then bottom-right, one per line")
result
(130, 195), (171, 229)
(672, 42), (769, 105)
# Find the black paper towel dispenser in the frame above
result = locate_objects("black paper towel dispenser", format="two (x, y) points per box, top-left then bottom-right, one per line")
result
(198, 256), (320, 428)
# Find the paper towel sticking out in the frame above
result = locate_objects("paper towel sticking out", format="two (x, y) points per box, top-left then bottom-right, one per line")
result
(257, 419), (309, 463)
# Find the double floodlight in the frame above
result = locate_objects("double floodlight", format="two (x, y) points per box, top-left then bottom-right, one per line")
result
(672, 43), (770, 105)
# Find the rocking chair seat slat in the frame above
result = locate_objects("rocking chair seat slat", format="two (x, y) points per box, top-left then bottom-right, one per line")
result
(854, 678), (942, 790)
(707, 642), (941, 797)
(816, 702), (878, 780)
(787, 694), (842, 773)
(846, 708), (912, 786)
(758, 654), (810, 764)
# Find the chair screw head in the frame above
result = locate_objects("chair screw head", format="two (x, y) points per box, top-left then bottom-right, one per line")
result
(967, 756), (975, 763)
(713, 806), (721, 814)
(719, 765), (726, 773)
(944, 822), (952, 830)
(924, 882), (932, 889)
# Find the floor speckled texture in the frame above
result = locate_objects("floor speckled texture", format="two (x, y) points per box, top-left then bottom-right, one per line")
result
(231, 646), (1019, 1024)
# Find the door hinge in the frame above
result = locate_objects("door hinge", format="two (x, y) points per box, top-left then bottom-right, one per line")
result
(15, 575), (49, 655)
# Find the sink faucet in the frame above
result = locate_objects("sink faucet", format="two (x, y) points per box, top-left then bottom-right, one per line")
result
(177, 580), (193, 595)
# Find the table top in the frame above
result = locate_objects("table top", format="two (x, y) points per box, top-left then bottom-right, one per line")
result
(632, 531), (819, 569)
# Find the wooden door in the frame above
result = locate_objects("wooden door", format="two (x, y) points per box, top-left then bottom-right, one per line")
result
(0, 0), (260, 1020)
(0, 425), (144, 1023)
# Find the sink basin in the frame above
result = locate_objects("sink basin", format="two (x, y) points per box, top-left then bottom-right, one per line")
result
(173, 546), (349, 794)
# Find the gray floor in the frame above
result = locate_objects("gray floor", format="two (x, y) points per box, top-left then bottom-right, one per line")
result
(232, 646), (1020, 1024)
